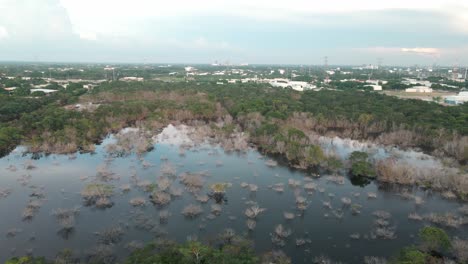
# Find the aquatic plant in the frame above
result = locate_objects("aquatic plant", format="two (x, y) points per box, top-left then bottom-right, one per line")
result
(441, 191), (457, 200)
(425, 213), (462, 228)
(325, 176), (345, 185)
(265, 159), (278, 167)
(159, 210), (171, 224)
(363, 256), (388, 264)
(129, 197), (146, 207)
(6, 228), (22, 238)
(211, 204), (222, 215)
(295, 238), (306, 247)
(304, 182), (317, 192)
(120, 184), (131, 193)
(414, 196), (425, 205)
(6, 164), (17, 172)
(271, 224), (292, 246)
(182, 204), (203, 218)
(157, 177), (172, 191)
(452, 239), (468, 262)
(351, 204), (362, 215)
(372, 211), (391, 220)
(24, 160), (37, 170)
(95, 197), (113, 209)
(248, 184), (258, 192)
(459, 205), (468, 215)
(96, 165), (117, 182)
(150, 191), (172, 206)
(288, 179), (301, 188)
(86, 244), (116, 264)
(169, 186), (183, 197)
(17, 174), (32, 186)
(160, 163), (177, 176)
(179, 173), (205, 193)
(96, 226), (124, 245)
(295, 196), (308, 211)
(136, 180), (155, 192)
(261, 250), (291, 264)
(322, 201), (332, 209)
(272, 183), (284, 193)
(0, 188), (12, 199)
(22, 206), (36, 220)
(408, 213), (423, 221)
(246, 219), (256, 231)
(219, 228), (236, 244)
(341, 197), (352, 206)
(52, 207), (80, 230)
(125, 240), (144, 251)
(372, 227), (396, 240)
(210, 183), (228, 193)
(195, 194), (210, 203)
(244, 205), (266, 219)
(81, 183), (113, 207)
(283, 212), (295, 220)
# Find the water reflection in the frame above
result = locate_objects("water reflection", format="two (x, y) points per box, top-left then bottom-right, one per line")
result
(0, 125), (466, 264)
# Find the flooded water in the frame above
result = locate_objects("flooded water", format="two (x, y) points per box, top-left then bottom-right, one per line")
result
(0, 125), (466, 263)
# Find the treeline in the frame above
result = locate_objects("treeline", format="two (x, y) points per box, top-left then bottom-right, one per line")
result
(1, 80), (467, 165)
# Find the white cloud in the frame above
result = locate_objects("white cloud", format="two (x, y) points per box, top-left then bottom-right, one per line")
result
(0, 26), (8, 39)
(401, 48), (441, 56)
(59, 0), (468, 37)
(79, 31), (97, 41)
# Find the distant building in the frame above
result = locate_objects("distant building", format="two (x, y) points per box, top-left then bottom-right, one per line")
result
(121, 77), (144, 82)
(3, 87), (17, 91)
(403, 78), (432, 87)
(444, 91), (468, 105)
(405, 86), (433, 93)
(269, 78), (316, 91)
(30, 88), (58, 94)
(366, 80), (388, 85)
(369, 85), (382, 91)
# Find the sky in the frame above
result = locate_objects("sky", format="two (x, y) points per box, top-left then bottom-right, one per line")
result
(0, 0), (467, 66)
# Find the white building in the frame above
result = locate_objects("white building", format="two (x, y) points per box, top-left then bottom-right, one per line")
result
(403, 78), (432, 87)
(369, 85), (382, 91)
(444, 91), (468, 105)
(366, 80), (388, 85)
(269, 79), (316, 91)
(405, 86), (433, 93)
(121, 77), (144, 82)
(30, 88), (58, 94)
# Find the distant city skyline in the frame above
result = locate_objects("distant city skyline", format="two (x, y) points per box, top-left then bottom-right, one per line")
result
(0, 0), (467, 66)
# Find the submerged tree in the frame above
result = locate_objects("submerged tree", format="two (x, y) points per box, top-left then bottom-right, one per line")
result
(208, 182), (229, 203)
(349, 151), (376, 178)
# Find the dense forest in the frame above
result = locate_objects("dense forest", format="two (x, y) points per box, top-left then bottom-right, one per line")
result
(0, 81), (467, 194)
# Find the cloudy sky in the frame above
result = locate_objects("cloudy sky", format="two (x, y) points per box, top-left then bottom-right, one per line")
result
(0, 0), (467, 65)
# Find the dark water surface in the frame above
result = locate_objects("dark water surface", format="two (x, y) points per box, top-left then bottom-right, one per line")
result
(0, 125), (466, 263)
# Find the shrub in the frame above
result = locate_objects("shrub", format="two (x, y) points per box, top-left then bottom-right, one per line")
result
(396, 247), (428, 264)
(418, 226), (451, 253)
(349, 151), (376, 178)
